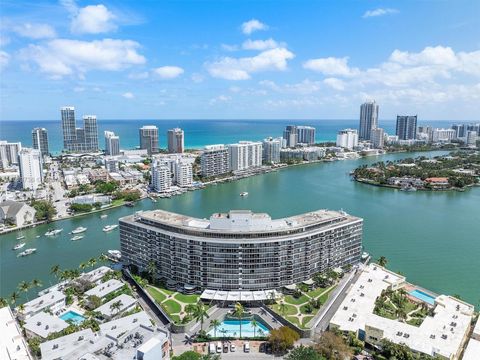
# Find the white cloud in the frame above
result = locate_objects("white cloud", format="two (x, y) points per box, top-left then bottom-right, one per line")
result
(206, 47), (295, 80)
(323, 77), (346, 91)
(303, 56), (357, 76)
(13, 23), (56, 39)
(71, 4), (117, 34)
(209, 94), (231, 105)
(122, 92), (134, 99)
(20, 38), (146, 78)
(153, 66), (184, 79)
(241, 19), (268, 35)
(242, 38), (279, 50)
(363, 8), (399, 18)
(191, 73), (205, 83)
(0, 51), (10, 70)
(221, 44), (239, 52)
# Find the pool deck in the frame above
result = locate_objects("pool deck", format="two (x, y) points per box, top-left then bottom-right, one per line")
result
(404, 283), (439, 305)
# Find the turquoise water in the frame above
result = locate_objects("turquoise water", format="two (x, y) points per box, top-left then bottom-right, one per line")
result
(59, 310), (85, 324)
(1, 150), (479, 307)
(409, 290), (436, 305)
(207, 318), (270, 338)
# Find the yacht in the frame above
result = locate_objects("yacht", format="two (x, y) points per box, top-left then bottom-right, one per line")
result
(100, 214), (108, 219)
(18, 248), (36, 257)
(13, 243), (26, 250)
(45, 229), (63, 236)
(106, 250), (122, 262)
(71, 235), (84, 241)
(103, 224), (118, 232)
(16, 234), (25, 240)
(240, 192), (249, 197)
(71, 226), (87, 234)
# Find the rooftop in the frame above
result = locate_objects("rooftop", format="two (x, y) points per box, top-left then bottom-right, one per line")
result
(24, 312), (68, 339)
(0, 307), (31, 360)
(95, 294), (137, 318)
(40, 329), (96, 360)
(463, 339), (480, 360)
(20, 290), (66, 317)
(79, 266), (112, 284)
(99, 311), (152, 339)
(85, 279), (124, 299)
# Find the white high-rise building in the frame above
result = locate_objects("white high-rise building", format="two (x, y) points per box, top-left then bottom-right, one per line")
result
(228, 141), (262, 171)
(175, 162), (193, 187)
(262, 137), (282, 164)
(18, 148), (43, 190)
(359, 101), (379, 141)
(139, 126), (159, 155)
(201, 145), (229, 177)
(104, 131), (120, 156)
(466, 131), (477, 147)
(167, 128), (184, 153)
(431, 128), (456, 143)
(0, 141), (22, 170)
(297, 126), (316, 144)
(32, 128), (49, 157)
(151, 164), (172, 192)
(336, 129), (358, 150)
(371, 128), (385, 149)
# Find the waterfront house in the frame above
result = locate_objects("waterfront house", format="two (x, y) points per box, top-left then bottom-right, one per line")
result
(425, 177), (450, 188)
(95, 294), (137, 320)
(24, 312), (68, 339)
(0, 200), (36, 228)
(0, 306), (32, 360)
(17, 290), (66, 321)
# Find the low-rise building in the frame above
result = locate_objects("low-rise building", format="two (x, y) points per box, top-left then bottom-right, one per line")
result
(387, 177), (424, 188)
(0, 200), (36, 227)
(87, 168), (110, 183)
(24, 312), (69, 339)
(0, 306), (31, 360)
(95, 294), (137, 320)
(71, 195), (111, 206)
(85, 279), (124, 299)
(79, 266), (112, 284)
(40, 328), (96, 360)
(18, 290), (66, 320)
(425, 177), (450, 188)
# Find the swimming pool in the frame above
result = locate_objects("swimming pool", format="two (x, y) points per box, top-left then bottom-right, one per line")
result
(409, 289), (436, 305)
(207, 318), (270, 338)
(59, 310), (85, 324)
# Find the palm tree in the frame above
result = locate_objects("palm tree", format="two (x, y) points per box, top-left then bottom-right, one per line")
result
(10, 291), (19, 305)
(87, 257), (97, 268)
(0, 297), (8, 308)
(50, 265), (61, 279)
(110, 300), (123, 316)
(251, 318), (258, 338)
(98, 254), (109, 263)
(210, 319), (221, 338)
(377, 256), (388, 268)
(31, 279), (42, 289)
(18, 281), (31, 301)
(146, 260), (157, 283)
(17, 304), (25, 315)
(79, 262), (88, 270)
(193, 301), (209, 331)
(233, 302), (245, 339)
(279, 300), (288, 316)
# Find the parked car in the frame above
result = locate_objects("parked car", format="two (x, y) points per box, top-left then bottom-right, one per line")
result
(230, 343), (236, 352)
(216, 342), (222, 353)
(244, 341), (250, 353)
(265, 343), (273, 354)
(259, 343), (266, 352)
(223, 343), (229, 353)
(209, 343), (216, 354)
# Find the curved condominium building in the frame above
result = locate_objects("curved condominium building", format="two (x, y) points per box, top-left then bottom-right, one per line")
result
(119, 209), (363, 292)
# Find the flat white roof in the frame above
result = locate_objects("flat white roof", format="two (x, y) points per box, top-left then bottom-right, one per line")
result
(472, 317), (480, 338)
(24, 312), (68, 339)
(200, 289), (279, 302)
(137, 334), (168, 354)
(40, 329), (96, 360)
(80, 266), (112, 283)
(21, 290), (66, 316)
(95, 294), (137, 318)
(0, 307), (31, 360)
(99, 311), (152, 339)
(85, 279), (124, 298)
(463, 339), (480, 360)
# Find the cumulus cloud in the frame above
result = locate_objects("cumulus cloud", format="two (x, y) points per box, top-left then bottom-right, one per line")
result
(13, 23), (56, 39)
(363, 8), (399, 18)
(241, 19), (268, 35)
(0, 51), (10, 70)
(20, 38), (146, 78)
(122, 92), (134, 99)
(242, 38), (279, 50)
(70, 4), (117, 34)
(303, 56), (357, 76)
(153, 66), (184, 79)
(209, 94), (231, 105)
(206, 47), (295, 80)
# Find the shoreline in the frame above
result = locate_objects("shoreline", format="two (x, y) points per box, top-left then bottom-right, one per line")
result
(353, 178), (476, 192)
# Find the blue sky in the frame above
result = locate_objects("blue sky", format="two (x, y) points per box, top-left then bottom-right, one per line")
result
(0, 0), (479, 120)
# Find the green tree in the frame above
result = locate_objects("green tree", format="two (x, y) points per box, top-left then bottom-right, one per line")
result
(233, 302), (245, 338)
(285, 345), (325, 360)
(18, 281), (31, 301)
(31, 279), (42, 289)
(0, 297), (8, 308)
(146, 260), (157, 283)
(193, 301), (209, 332)
(268, 326), (300, 354)
(10, 291), (19, 305)
(31, 200), (57, 222)
(377, 256), (388, 268)
(251, 318), (258, 338)
(110, 300), (123, 316)
(87, 257), (97, 268)
(210, 319), (221, 338)
(50, 264), (61, 279)
(314, 331), (352, 360)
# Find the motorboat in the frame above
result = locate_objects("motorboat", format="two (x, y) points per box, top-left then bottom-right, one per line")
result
(71, 235), (84, 241)
(71, 226), (87, 234)
(13, 243), (26, 250)
(16, 235), (25, 240)
(240, 192), (249, 197)
(45, 229), (63, 236)
(18, 248), (36, 257)
(100, 214), (108, 219)
(103, 224), (118, 232)
(106, 250), (122, 262)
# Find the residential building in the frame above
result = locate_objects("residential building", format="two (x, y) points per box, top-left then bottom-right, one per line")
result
(18, 148), (43, 190)
(61, 106), (76, 150)
(359, 100), (379, 141)
(0, 200), (36, 227)
(24, 312), (68, 339)
(297, 126), (316, 144)
(120, 209), (363, 292)
(466, 131), (477, 147)
(104, 131), (120, 156)
(104, 158), (119, 172)
(139, 125), (159, 155)
(174, 161), (193, 187)
(167, 128), (184, 153)
(0, 140), (21, 170)
(262, 137), (282, 163)
(83, 115), (99, 151)
(228, 141), (262, 171)
(431, 128), (456, 143)
(396, 115), (417, 140)
(280, 147), (325, 162)
(283, 125), (298, 147)
(31, 128), (49, 157)
(371, 128), (385, 149)
(467, 123), (480, 135)
(95, 294), (137, 320)
(0, 306), (31, 360)
(200, 144), (229, 177)
(451, 124), (467, 139)
(151, 164), (172, 192)
(17, 290), (66, 320)
(336, 129), (359, 150)
(85, 279), (124, 299)
(60, 107), (99, 152)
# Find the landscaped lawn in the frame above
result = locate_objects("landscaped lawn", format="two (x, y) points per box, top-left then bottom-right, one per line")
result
(162, 299), (182, 314)
(147, 286), (167, 303)
(169, 314), (182, 324)
(302, 316), (314, 327)
(174, 293), (199, 304)
(306, 287), (326, 298)
(286, 316), (302, 327)
(299, 303), (318, 315)
(317, 286), (335, 304)
(284, 294), (310, 305)
(271, 303), (297, 316)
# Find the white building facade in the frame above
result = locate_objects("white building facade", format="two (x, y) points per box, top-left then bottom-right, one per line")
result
(228, 141), (262, 171)
(200, 144), (229, 177)
(336, 129), (358, 150)
(18, 148), (43, 190)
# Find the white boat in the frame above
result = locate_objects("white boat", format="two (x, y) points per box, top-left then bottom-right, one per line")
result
(240, 192), (249, 197)
(106, 249), (122, 261)
(16, 235), (25, 240)
(13, 243), (26, 250)
(36, 235), (41, 238)
(45, 229), (63, 236)
(100, 214), (108, 219)
(71, 226), (87, 234)
(18, 248), (36, 257)
(71, 235), (84, 241)
(103, 224), (118, 232)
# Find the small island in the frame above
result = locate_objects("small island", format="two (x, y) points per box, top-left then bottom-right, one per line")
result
(352, 151), (480, 191)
